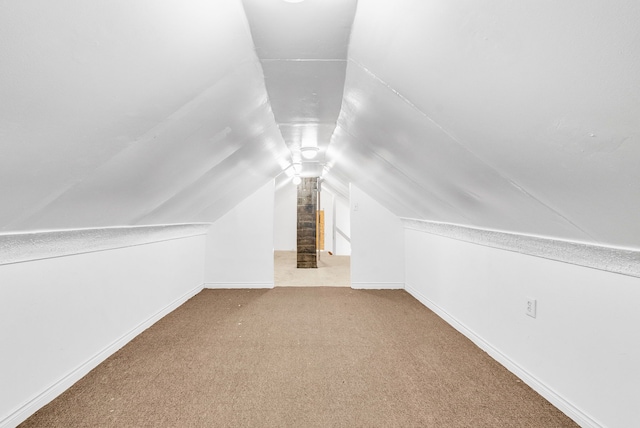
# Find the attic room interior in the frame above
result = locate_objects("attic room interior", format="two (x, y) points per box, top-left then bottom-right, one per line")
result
(1, 0), (638, 427)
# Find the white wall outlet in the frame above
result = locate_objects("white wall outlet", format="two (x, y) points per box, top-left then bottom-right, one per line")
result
(526, 298), (537, 318)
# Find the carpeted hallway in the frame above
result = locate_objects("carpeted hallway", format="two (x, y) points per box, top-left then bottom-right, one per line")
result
(21, 288), (577, 427)
(274, 251), (351, 287)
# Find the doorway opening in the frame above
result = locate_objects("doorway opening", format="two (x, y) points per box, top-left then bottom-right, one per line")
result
(273, 177), (351, 287)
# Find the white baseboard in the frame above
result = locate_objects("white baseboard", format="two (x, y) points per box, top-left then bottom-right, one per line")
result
(351, 282), (404, 290)
(204, 282), (274, 289)
(404, 283), (603, 428)
(1, 283), (204, 428)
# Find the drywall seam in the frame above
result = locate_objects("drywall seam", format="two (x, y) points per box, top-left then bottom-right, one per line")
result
(1, 283), (205, 428)
(351, 282), (404, 290)
(402, 218), (640, 278)
(0, 223), (211, 267)
(204, 282), (274, 289)
(405, 283), (603, 428)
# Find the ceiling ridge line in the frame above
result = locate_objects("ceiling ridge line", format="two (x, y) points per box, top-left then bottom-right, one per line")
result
(346, 58), (597, 242)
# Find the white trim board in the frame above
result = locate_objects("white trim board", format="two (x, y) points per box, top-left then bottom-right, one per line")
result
(0, 223), (211, 266)
(405, 283), (604, 428)
(351, 282), (404, 290)
(1, 283), (204, 428)
(204, 282), (274, 289)
(401, 218), (640, 279)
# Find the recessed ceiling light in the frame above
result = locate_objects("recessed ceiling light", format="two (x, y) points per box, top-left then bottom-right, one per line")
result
(300, 146), (319, 159)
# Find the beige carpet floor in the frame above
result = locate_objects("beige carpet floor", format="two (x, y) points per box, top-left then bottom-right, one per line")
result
(21, 288), (577, 427)
(274, 251), (350, 287)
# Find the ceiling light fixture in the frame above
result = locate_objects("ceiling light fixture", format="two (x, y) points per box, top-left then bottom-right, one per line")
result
(300, 146), (319, 160)
(292, 176), (302, 185)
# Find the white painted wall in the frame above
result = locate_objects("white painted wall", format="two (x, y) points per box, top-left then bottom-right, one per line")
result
(274, 181), (297, 251)
(350, 185), (404, 289)
(404, 229), (640, 428)
(334, 195), (351, 256)
(205, 180), (275, 288)
(319, 187), (334, 253)
(0, 233), (206, 428)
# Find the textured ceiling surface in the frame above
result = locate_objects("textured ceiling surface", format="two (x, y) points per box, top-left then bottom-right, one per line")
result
(1, 0), (639, 248)
(0, 0), (288, 231)
(326, 0), (640, 248)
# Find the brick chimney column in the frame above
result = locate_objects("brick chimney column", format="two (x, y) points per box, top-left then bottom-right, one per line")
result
(297, 177), (317, 268)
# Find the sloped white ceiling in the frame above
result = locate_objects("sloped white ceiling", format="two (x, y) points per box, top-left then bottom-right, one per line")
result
(242, 0), (357, 178)
(1, 0), (638, 249)
(0, 0), (289, 231)
(325, 0), (640, 248)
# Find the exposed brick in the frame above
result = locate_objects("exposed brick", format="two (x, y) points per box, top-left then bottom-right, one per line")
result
(298, 246), (316, 254)
(297, 229), (316, 238)
(297, 177), (318, 269)
(297, 254), (316, 262)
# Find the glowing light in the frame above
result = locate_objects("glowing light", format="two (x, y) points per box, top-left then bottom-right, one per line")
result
(292, 176), (302, 185)
(300, 146), (319, 159)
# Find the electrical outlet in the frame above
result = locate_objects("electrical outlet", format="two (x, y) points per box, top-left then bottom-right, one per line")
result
(526, 298), (537, 318)
(353, 202), (359, 211)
